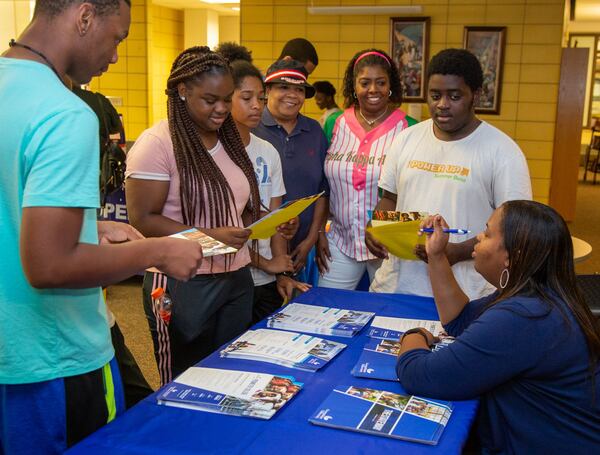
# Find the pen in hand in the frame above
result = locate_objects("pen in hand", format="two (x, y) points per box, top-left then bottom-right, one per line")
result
(420, 228), (471, 234)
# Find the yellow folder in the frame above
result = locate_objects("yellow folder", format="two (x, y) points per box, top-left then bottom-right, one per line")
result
(366, 219), (425, 260)
(248, 192), (324, 240)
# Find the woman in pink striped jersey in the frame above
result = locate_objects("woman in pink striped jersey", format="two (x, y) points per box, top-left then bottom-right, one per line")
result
(317, 48), (417, 290)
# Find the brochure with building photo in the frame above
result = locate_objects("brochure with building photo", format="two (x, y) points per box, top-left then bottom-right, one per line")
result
(169, 228), (238, 256)
(220, 329), (346, 372)
(309, 385), (453, 445)
(368, 316), (444, 341)
(351, 337), (455, 381)
(266, 303), (375, 337)
(157, 367), (302, 420)
(146, 228), (237, 273)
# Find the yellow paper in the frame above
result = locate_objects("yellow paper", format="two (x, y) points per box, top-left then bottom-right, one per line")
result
(248, 192), (323, 240)
(366, 219), (425, 260)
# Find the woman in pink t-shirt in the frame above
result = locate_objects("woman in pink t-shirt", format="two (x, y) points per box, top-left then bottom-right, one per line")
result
(317, 49), (417, 290)
(125, 47), (261, 384)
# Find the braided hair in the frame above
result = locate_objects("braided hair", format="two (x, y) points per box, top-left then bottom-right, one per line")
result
(342, 48), (403, 109)
(165, 46), (260, 234)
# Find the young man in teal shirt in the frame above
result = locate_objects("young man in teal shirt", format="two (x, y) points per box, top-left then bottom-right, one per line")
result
(0, 1), (203, 452)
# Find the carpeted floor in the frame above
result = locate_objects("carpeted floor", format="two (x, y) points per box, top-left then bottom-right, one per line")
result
(107, 173), (600, 392)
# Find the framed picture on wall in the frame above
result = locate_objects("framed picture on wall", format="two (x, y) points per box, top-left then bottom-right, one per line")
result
(463, 26), (506, 114)
(390, 17), (430, 102)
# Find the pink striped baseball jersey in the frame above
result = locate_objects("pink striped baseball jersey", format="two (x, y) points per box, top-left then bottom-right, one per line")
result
(324, 107), (412, 261)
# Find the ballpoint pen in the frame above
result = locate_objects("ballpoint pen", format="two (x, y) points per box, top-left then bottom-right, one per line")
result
(419, 228), (471, 234)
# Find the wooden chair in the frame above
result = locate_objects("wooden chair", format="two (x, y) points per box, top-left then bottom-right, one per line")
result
(583, 118), (600, 184)
(577, 274), (600, 318)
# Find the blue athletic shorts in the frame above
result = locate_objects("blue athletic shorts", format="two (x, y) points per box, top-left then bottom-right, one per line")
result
(0, 357), (124, 454)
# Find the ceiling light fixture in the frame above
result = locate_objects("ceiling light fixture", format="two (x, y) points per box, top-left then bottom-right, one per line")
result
(201, 0), (239, 4)
(307, 5), (422, 15)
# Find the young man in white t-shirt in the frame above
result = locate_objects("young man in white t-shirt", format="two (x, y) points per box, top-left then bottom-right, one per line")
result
(366, 48), (532, 300)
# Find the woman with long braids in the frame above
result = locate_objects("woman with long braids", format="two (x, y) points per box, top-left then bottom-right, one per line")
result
(125, 46), (261, 383)
(317, 49), (417, 290)
(397, 201), (600, 452)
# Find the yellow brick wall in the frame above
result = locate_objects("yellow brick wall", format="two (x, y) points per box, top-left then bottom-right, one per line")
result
(90, 0), (149, 140)
(240, 0), (566, 204)
(148, 5), (184, 125)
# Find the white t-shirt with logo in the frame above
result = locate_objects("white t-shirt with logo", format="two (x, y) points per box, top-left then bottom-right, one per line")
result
(247, 134), (286, 286)
(370, 119), (532, 300)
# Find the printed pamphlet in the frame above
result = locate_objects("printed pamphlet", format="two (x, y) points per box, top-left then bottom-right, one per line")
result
(309, 385), (453, 445)
(369, 316), (444, 341)
(221, 329), (346, 371)
(351, 337), (455, 381)
(267, 303), (375, 337)
(157, 367), (302, 420)
(248, 192), (324, 240)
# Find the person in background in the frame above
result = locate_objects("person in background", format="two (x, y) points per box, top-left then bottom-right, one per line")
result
(279, 37), (319, 74)
(126, 47), (262, 384)
(367, 48), (532, 299)
(215, 41), (253, 64)
(0, 1), (202, 452)
(253, 59), (329, 284)
(70, 80), (153, 408)
(226, 52), (310, 322)
(397, 201), (600, 453)
(313, 80), (341, 130)
(317, 49), (417, 290)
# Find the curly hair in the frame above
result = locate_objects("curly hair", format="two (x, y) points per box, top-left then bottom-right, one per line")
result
(278, 38), (318, 66)
(214, 42), (253, 64)
(341, 48), (403, 109)
(427, 48), (483, 92)
(229, 60), (264, 90)
(165, 46), (260, 235)
(34, 0), (130, 17)
(313, 81), (336, 97)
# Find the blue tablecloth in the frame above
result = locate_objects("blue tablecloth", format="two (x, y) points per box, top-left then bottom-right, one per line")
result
(68, 288), (478, 455)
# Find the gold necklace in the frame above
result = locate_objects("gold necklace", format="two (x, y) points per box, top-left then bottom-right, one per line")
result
(358, 106), (388, 126)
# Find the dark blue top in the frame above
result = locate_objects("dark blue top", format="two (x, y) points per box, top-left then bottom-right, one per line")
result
(396, 292), (600, 454)
(253, 108), (329, 250)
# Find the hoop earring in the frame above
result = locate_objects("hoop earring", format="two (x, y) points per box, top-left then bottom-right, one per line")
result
(353, 92), (357, 99)
(180, 96), (186, 101)
(388, 90), (392, 97)
(499, 268), (510, 289)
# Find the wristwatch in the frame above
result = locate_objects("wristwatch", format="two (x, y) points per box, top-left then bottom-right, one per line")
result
(400, 328), (432, 348)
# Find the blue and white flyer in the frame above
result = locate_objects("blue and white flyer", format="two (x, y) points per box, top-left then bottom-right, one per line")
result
(368, 316), (444, 341)
(309, 385), (453, 445)
(157, 367), (302, 420)
(221, 329), (346, 371)
(267, 303), (375, 337)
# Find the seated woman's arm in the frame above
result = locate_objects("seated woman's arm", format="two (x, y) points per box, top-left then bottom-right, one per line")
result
(396, 303), (546, 401)
(423, 215), (470, 324)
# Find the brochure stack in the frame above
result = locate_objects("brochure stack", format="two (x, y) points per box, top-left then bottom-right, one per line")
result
(309, 385), (453, 445)
(220, 329), (346, 372)
(267, 303), (375, 337)
(351, 337), (455, 381)
(157, 367), (302, 420)
(368, 316), (444, 341)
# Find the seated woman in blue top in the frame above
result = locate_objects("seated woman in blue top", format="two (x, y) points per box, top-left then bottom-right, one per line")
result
(396, 200), (600, 454)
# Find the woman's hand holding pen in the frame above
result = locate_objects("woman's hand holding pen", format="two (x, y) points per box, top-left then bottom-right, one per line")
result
(419, 215), (450, 260)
